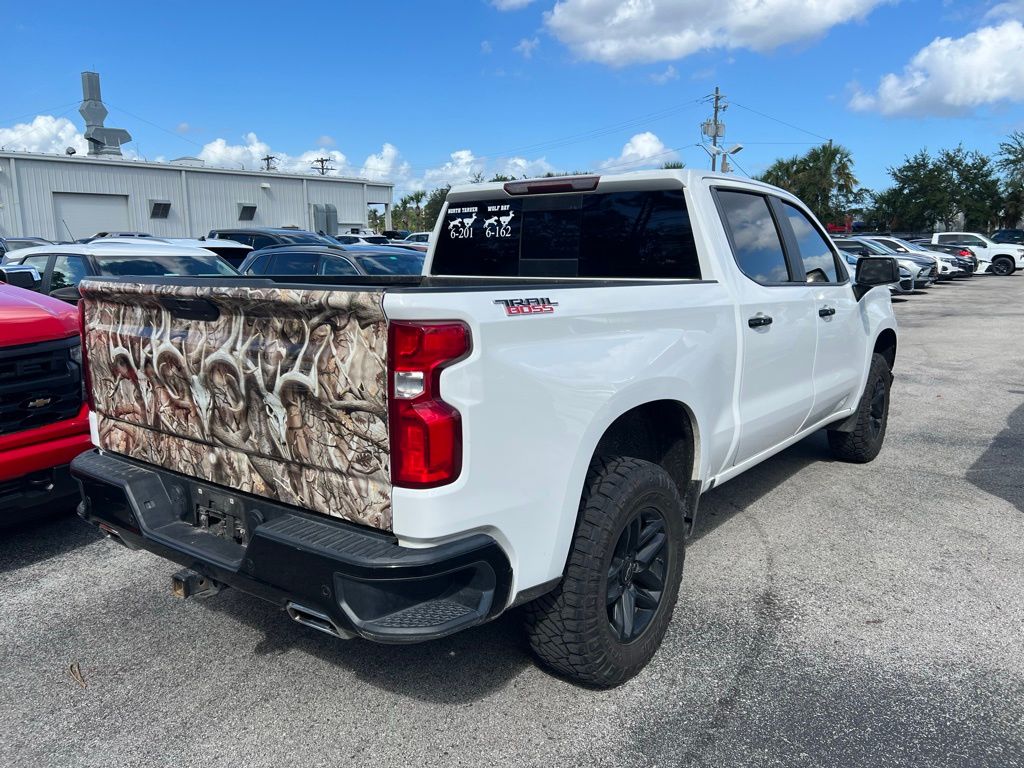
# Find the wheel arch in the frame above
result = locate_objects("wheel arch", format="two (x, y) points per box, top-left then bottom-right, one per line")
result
(873, 327), (897, 370)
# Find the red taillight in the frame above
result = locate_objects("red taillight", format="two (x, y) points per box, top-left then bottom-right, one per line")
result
(77, 299), (94, 410)
(388, 321), (470, 488)
(958, 249), (971, 257)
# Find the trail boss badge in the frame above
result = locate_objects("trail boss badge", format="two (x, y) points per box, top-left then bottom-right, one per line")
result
(494, 297), (559, 316)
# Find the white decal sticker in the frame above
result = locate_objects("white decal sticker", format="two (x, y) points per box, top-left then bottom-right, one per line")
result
(485, 210), (515, 238)
(447, 211), (477, 239)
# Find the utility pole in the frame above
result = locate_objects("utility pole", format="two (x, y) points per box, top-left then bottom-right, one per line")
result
(701, 87), (727, 171)
(260, 154), (277, 172)
(311, 157), (335, 175)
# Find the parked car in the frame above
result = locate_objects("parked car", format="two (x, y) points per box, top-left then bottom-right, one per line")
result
(207, 227), (334, 251)
(864, 236), (963, 279)
(837, 249), (913, 294)
(385, 242), (429, 253)
(329, 234), (393, 246)
(1, 237), (53, 260)
(930, 232), (1024, 276)
(989, 229), (1024, 244)
(382, 229), (411, 240)
(164, 238), (252, 268)
(834, 237), (935, 288)
(71, 170), (899, 687)
(0, 266), (91, 524)
(404, 231), (431, 243)
(239, 244), (424, 276)
(909, 241), (978, 273)
(5, 243), (238, 303)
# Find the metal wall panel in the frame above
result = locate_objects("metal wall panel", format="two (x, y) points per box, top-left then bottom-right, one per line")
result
(0, 153), (387, 239)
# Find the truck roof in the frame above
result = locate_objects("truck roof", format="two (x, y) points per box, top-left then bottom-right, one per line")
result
(446, 169), (786, 200)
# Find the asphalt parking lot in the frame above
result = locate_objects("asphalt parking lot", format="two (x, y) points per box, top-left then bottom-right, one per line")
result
(2, 275), (1022, 768)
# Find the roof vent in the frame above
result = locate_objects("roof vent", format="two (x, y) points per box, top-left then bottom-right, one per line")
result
(238, 203), (257, 221)
(149, 199), (171, 219)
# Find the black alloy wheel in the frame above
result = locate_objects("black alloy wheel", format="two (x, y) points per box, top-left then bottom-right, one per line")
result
(868, 377), (887, 443)
(992, 257), (1015, 276)
(607, 507), (668, 642)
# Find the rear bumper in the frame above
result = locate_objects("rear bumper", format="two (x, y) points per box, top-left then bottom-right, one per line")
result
(71, 450), (513, 644)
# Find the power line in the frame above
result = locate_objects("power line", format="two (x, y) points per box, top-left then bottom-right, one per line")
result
(0, 102), (80, 127)
(731, 102), (829, 142)
(104, 101), (206, 148)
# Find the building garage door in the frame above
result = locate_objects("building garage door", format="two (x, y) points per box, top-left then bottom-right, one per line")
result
(53, 192), (130, 241)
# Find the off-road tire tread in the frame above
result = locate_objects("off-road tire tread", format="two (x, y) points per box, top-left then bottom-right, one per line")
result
(827, 353), (891, 463)
(523, 456), (684, 688)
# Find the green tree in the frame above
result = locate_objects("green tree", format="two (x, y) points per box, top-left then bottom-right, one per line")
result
(661, 160), (685, 169)
(757, 143), (863, 224)
(423, 185), (450, 232)
(941, 146), (1001, 231)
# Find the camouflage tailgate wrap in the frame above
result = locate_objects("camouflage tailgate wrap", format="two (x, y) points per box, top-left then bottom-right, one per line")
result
(79, 280), (392, 530)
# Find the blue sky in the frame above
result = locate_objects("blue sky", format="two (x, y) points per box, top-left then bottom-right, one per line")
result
(2, 1), (1023, 194)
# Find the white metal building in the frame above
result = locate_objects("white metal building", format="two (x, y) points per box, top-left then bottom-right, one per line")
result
(0, 151), (393, 241)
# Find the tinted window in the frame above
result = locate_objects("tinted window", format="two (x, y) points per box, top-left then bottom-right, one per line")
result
(781, 203), (840, 283)
(361, 236), (391, 245)
(717, 191), (791, 284)
(243, 254), (270, 275)
(19, 254), (51, 272)
(283, 233), (328, 245)
(320, 257), (359, 276)
(250, 235), (276, 251)
(51, 255), (90, 289)
(353, 252), (424, 275)
(221, 232), (255, 247)
(333, 236), (360, 245)
(267, 252), (319, 275)
(94, 253), (237, 277)
(431, 190), (701, 279)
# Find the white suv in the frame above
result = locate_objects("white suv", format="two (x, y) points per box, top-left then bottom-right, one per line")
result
(931, 232), (1024, 276)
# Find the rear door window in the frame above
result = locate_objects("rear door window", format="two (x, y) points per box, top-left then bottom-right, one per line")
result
(431, 189), (701, 279)
(320, 257), (360, 275)
(716, 190), (792, 284)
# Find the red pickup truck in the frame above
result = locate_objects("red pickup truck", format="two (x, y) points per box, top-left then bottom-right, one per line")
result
(0, 280), (90, 522)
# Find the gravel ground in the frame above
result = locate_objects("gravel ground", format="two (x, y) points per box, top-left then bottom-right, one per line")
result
(2, 274), (1022, 768)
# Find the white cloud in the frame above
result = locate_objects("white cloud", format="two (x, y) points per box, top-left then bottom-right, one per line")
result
(481, 39), (493, 54)
(360, 142), (412, 185)
(849, 20), (1024, 116)
(176, 122), (191, 134)
(515, 36), (540, 58)
(545, 0), (887, 65)
(419, 149), (487, 190)
(198, 132), (353, 174)
(650, 64), (678, 84)
(985, 1), (1024, 21)
(492, 0), (536, 9)
(0, 115), (87, 155)
(316, 134), (335, 146)
(600, 131), (677, 170)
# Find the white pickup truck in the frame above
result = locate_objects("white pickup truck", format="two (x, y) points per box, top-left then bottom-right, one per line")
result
(71, 171), (899, 687)
(931, 231), (1024, 276)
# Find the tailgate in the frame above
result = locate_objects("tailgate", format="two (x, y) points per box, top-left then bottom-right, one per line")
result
(79, 279), (392, 530)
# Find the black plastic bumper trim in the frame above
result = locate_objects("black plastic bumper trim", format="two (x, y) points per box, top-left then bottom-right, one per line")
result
(71, 450), (513, 643)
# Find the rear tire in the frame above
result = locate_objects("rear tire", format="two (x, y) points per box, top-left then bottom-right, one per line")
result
(992, 256), (1015, 276)
(827, 353), (891, 463)
(523, 456), (685, 688)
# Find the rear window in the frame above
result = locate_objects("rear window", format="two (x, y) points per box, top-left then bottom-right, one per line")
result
(431, 189), (701, 279)
(94, 252), (238, 277)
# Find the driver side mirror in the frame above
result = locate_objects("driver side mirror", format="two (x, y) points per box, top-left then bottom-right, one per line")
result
(49, 285), (83, 304)
(854, 256), (899, 300)
(0, 264), (42, 292)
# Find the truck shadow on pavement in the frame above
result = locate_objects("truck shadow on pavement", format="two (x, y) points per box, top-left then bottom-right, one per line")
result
(690, 431), (832, 541)
(966, 398), (1024, 512)
(0, 508), (102, 574)
(204, 588), (533, 703)
(202, 432), (837, 699)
